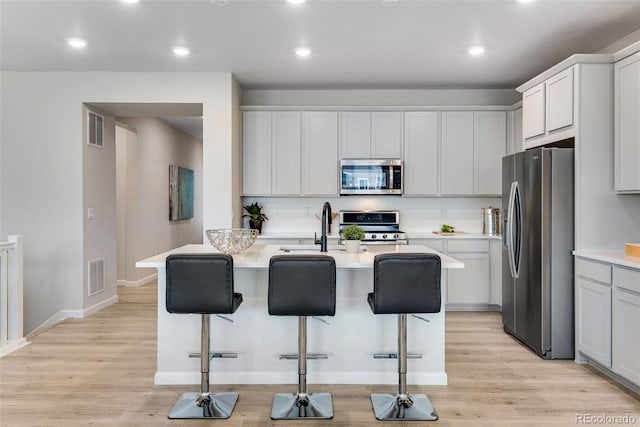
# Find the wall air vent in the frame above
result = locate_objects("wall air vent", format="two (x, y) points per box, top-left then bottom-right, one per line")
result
(88, 258), (105, 296)
(87, 111), (104, 148)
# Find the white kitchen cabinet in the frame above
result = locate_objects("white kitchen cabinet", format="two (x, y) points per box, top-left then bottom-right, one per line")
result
(507, 107), (523, 155)
(522, 83), (545, 139)
(403, 112), (439, 195)
(445, 239), (491, 307)
(271, 112), (301, 195)
(615, 52), (640, 193)
(340, 111), (402, 159)
(302, 111), (338, 196)
(441, 112), (474, 195)
(243, 111), (272, 195)
(474, 111), (506, 195)
(612, 266), (640, 385)
(521, 66), (575, 149)
(546, 68), (574, 133)
(575, 258), (612, 367)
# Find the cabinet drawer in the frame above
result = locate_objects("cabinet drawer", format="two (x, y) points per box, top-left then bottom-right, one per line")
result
(613, 266), (640, 294)
(576, 258), (611, 284)
(447, 240), (489, 253)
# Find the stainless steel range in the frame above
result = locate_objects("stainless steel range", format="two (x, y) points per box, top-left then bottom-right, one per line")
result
(339, 210), (407, 245)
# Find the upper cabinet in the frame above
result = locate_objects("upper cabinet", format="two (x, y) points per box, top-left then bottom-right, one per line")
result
(615, 51), (640, 193)
(441, 112), (474, 195)
(403, 112), (439, 196)
(522, 67), (574, 148)
(474, 111), (507, 195)
(340, 112), (402, 159)
(243, 110), (338, 197)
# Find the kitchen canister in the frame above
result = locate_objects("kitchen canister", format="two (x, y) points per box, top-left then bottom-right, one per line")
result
(482, 207), (502, 236)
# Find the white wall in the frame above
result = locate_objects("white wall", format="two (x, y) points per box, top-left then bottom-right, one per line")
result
(83, 106), (118, 310)
(115, 125), (136, 281)
(0, 71), (235, 333)
(116, 117), (203, 283)
(242, 89), (520, 107)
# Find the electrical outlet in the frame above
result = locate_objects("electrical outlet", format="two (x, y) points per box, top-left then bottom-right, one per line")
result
(88, 207), (94, 220)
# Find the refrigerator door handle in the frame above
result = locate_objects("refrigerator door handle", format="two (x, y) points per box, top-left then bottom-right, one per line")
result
(507, 181), (519, 279)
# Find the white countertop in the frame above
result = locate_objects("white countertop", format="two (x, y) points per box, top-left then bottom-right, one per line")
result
(573, 250), (640, 269)
(255, 231), (500, 241)
(136, 243), (464, 270)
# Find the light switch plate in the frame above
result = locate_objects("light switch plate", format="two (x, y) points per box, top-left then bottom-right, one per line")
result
(88, 207), (94, 220)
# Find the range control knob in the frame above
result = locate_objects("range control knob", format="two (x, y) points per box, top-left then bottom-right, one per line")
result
(382, 234), (388, 239)
(371, 234), (377, 239)
(393, 234), (399, 239)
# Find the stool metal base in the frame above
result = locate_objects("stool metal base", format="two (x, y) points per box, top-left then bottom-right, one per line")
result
(167, 392), (239, 419)
(271, 392), (333, 420)
(370, 393), (438, 421)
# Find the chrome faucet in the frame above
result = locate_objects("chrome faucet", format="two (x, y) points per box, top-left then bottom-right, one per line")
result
(320, 202), (332, 253)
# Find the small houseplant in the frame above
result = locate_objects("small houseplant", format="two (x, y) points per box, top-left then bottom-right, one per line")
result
(243, 202), (268, 234)
(341, 224), (365, 253)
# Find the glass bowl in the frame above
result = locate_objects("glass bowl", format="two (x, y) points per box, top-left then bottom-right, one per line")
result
(206, 228), (258, 254)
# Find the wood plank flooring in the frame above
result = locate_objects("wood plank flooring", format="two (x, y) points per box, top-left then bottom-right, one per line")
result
(1, 282), (638, 426)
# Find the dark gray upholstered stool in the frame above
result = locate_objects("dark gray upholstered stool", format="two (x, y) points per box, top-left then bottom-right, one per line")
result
(368, 253), (441, 421)
(268, 255), (336, 420)
(165, 254), (243, 419)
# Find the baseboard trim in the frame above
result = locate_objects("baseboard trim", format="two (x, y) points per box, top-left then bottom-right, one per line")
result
(27, 295), (119, 338)
(0, 339), (30, 358)
(117, 272), (157, 287)
(155, 371), (448, 386)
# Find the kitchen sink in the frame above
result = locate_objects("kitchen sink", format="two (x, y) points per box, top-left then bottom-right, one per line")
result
(279, 245), (367, 253)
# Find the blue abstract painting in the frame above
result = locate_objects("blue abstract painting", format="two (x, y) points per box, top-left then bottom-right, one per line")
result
(169, 165), (194, 221)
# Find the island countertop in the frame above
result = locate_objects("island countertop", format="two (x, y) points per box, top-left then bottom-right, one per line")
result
(136, 243), (464, 270)
(137, 243), (463, 387)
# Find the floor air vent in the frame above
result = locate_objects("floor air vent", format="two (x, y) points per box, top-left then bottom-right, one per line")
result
(87, 111), (104, 148)
(88, 258), (105, 296)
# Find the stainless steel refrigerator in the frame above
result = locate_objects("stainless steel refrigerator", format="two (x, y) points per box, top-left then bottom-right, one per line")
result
(502, 147), (574, 359)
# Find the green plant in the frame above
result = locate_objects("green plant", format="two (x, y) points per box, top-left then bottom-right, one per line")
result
(441, 224), (455, 233)
(341, 224), (365, 241)
(243, 202), (268, 222)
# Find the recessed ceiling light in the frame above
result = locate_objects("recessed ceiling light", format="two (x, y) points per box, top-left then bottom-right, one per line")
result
(380, 0), (399, 8)
(173, 46), (190, 56)
(287, 0), (306, 4)
(468, 45), (485, 56)
(295, 47), (311, 57)
(211, 0), (230, 6)
(67, 38), (87, 49)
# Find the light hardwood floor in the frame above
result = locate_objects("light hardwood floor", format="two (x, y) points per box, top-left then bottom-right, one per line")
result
(1, 282), (638, 427)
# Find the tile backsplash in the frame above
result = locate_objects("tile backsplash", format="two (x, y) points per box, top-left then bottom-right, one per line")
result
(241, 197), (501, 235)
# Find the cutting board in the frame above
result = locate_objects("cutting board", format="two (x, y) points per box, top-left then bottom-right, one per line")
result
(432, 231), (467, 236)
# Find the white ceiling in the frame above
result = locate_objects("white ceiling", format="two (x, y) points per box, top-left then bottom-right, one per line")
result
(3, 0), (639, 140)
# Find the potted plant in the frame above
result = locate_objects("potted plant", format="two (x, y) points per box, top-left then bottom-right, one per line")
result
(243, 202), (268, 234)
(341, 224), (365, 253)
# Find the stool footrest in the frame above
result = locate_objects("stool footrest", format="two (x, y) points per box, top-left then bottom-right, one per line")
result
(188, 352), (238, 359)
(373, 353), (422, 359)
(279, 353), (328, 360)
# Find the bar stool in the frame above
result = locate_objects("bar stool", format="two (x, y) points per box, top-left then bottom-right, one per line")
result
(268, 255), (336, 420)
(165, 254), (243, 419)
(368, 253), (441, 421)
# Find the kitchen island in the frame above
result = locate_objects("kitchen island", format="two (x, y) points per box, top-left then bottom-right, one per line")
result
(136, 244), (463, 386)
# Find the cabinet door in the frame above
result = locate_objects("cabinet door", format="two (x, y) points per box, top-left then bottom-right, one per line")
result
(340, 112), (371, 158)
(302, 111), (338, 196)
(576, 277), (612, 367)
(271, 112), (301, 195)
(546, 67), (574, 133)
(522, 83), (545, 139)
(508, 107), (523, 155)
(371, 112), (402, 158)
(403, 112), (439, 195)
(441, 112), (474, 195)
(612, 288), (640, 386)
(615, 54), (640, 192)
(474, 111), (506, 195)
(242, 111), (272, 195)
(447, 252), (490, 304)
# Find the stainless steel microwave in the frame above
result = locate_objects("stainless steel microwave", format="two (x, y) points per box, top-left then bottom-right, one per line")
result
(340, 159), (403, 195)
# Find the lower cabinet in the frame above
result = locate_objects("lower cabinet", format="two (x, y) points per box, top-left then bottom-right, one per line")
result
(411, 238), (497, 311)
(575, 256), (640, 389)
(576, 276), (612, 367)
(612, 267), (640, 385)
